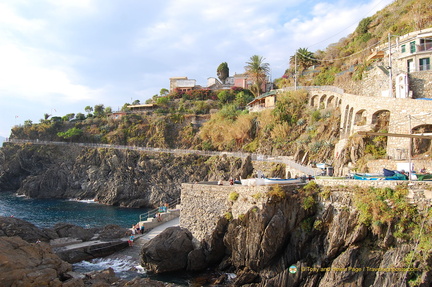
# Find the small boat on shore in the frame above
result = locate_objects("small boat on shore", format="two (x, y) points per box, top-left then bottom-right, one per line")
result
(353, 169), (408, 180)
(240, 177), (303, 186)
(263, 178), (303, 185)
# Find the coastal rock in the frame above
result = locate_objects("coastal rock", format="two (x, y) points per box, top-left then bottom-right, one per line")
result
(0, 216), (54, 243)
(98, 224), (129, 240)
(141, 226), (194, 273)
(0, 144), (254, 208)
(82, 268), (167, 286)
(53, 223), (94, 241)
(0, 236), (76, 286)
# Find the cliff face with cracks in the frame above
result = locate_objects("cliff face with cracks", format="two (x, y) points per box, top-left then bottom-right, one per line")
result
(166, 184), (432, 286)
(0, 143), (254, 207)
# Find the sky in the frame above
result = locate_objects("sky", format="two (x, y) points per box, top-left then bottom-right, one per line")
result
(0, 0), (395, 138)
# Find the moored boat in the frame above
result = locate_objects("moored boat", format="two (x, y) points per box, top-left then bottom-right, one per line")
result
(263, 178), (303, 185)
(240, 177), (302, 186)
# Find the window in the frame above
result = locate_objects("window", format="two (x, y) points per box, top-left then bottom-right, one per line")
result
(410, 41), (416, 53)
(419, 58), (430, 71)
(401, 44), (406, 53)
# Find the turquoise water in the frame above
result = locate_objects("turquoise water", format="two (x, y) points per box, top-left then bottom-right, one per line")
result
(0, 192), (149, 228)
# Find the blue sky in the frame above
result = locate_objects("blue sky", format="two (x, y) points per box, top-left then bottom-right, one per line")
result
(0, 0), (394, 137)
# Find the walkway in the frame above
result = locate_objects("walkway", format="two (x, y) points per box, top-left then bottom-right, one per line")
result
(104, 217), (180, 265)
(5, 138), (319, 175)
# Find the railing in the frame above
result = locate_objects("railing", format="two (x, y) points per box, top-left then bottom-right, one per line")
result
(417, 43), (432, 52)
(5, 139), (319, 178)
(279, 86), (345, 94)
(139, 197), (181, 222)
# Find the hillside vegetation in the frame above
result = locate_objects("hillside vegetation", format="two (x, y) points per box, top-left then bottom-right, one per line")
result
(9, 0), (432, 170)
(276, 0), (432, 88)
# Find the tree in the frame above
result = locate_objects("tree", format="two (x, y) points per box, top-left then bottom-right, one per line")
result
(85, 106), (93, 114)
(160, 88), (169, 97)
(244, 55), (270, 97)
(121, 103), (131, 112)
(217, 62), (229, 84)
(94, 104), (105, 117)
(132, 100), (140, 105)
(289, 48), (317, 71)
(57, 127), (83, 140)
(75, 113), (85, 120)
(65, 113), (75, 121)
(217, 90), (235, 104)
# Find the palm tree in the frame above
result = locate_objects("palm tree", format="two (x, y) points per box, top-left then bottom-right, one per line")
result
(289, 48), (317, 71)
(244, 55), (270, 97)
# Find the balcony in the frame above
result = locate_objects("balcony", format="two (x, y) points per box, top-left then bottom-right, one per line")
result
(417, 43), (432, 52)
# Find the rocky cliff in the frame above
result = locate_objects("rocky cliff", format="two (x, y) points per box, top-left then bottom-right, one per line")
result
(0, 143), (254, 207)
(142, 183), (432, 286)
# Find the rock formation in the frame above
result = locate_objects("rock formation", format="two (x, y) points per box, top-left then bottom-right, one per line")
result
(0, 236), (77, 286)
(0, 144), (254, 208)
(140, 226), (194, 273)
(140, 185), (432, 286)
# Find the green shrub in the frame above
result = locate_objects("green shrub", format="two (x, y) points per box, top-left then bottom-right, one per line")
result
(313, 219), (323, 231)
(302, 195), (316, 210)
(224, 212), (233, 221)
(267, 185), (286, 200)
(228, 192), (239, 201)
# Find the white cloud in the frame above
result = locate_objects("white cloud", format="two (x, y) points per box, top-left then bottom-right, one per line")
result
(0, 0), (397, 137)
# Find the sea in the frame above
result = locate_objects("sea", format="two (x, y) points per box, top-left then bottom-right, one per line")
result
(0, 191), (195, 285)
(0, 191), (236, 285)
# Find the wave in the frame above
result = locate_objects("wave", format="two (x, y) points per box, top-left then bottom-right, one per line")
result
(68, 198), (99, 204)
(73, 256), (145, 279)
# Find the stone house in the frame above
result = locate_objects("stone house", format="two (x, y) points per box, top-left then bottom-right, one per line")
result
(368, 27), (432, 98)
(246, 90), (277, 112)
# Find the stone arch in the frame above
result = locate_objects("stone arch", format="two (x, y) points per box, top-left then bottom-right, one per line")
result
(310, 95), (319, 107)
(327, 95), (336, 107)
(354, 109), (367, 126)
(319, 95), (327, 109)
(371, 110), (391, 131)
(412, 124), (432, 156)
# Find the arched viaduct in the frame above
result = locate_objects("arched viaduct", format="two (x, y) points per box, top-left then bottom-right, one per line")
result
(307, 87), (432, 160)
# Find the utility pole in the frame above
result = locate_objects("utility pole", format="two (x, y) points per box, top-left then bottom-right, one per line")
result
(408, 115), (412, 181)
(388, 33), (393, 98)
(294, 52), (297, 91)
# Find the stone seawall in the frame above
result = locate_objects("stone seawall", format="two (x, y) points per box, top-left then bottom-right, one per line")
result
(315, 179), (432, 209)
(180, 182), (301, 241)
(181, 179), (432, 242)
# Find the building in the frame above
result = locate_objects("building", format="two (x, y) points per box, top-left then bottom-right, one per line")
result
(246, 90), (277, 112)
(368, 28), (432, 98)
(169, 77), (197, 93)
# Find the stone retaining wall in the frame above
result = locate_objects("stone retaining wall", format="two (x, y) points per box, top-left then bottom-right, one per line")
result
(180, 179), (432, 242)
(180, 182), (301, 241)
(315, 179), (432, 210)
